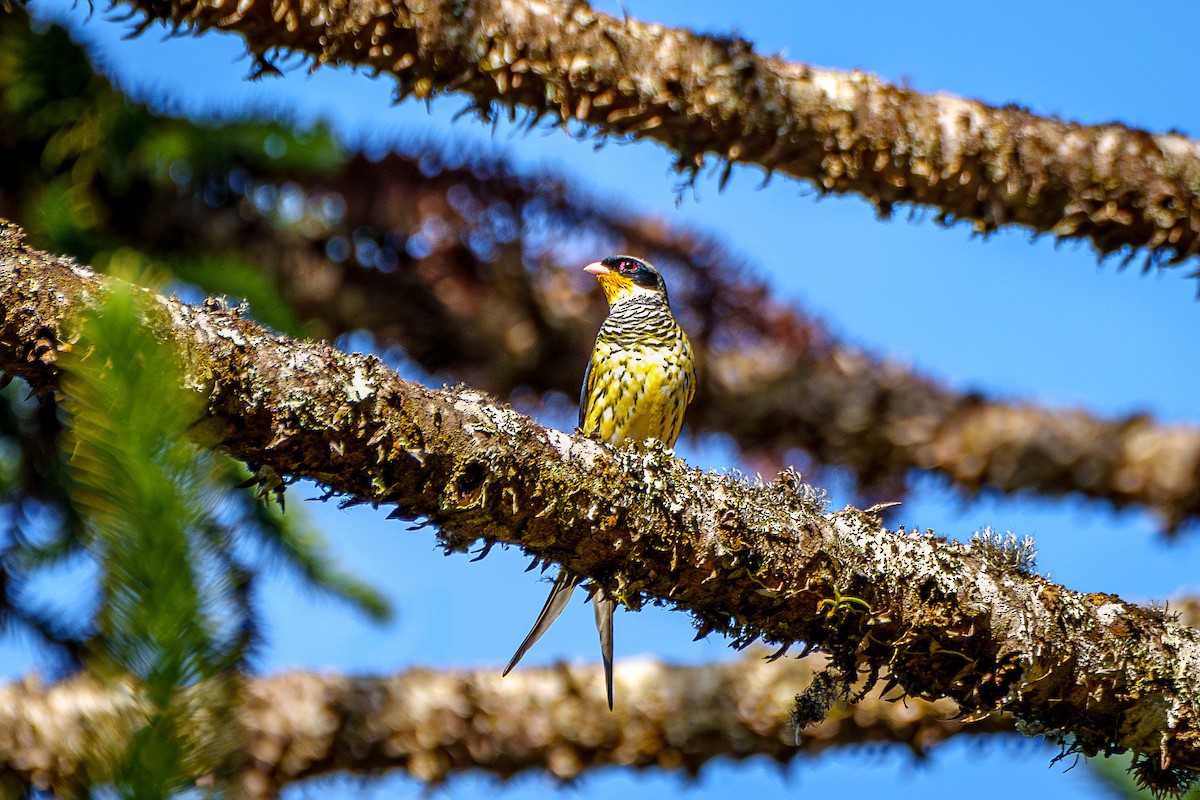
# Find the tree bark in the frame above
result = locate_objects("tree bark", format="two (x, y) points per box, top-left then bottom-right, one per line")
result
(113, 0), (1200, 266)
(2, 218), (1199, 790)
(0, 656), (1012, 797)
(160, 152), (1200, 530)
(6, 10), (1200, 528)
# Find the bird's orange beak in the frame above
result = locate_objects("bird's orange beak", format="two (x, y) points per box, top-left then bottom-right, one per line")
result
(583, 261), (611, 277)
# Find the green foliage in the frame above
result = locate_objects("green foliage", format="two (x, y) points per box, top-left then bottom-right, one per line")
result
(217, 458), (390, 622)
(0, 386), (91, 657)
(0, 9), (343, 330)
(0, 11), (387, 686)
(53, 274), (389, 795)
(61, 277), (245, 796)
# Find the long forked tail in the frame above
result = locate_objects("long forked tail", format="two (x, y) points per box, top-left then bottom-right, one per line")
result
(503, 570), (582, 676)
(592, 586), (616, 710)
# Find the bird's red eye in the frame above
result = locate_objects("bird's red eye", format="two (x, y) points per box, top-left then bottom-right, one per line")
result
(618, 260), (635, 273)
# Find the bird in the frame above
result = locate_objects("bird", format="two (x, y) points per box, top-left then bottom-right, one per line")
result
(502, 255), (697, 710)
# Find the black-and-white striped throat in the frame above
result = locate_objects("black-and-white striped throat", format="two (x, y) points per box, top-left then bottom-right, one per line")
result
(598, 294), (680, 347)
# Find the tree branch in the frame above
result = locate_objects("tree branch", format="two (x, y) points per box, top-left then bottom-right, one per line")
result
(2, 218), (1199, 790)
(6, 10), (1200, 528)
(113, 0), (1200, 267)
(0, 656), (1012, 796)
(196, 153), (1200, 531)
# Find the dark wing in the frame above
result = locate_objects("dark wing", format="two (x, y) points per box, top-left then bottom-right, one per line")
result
(686, 353), (698, 405)
(578, 346), (601, 431)
(684, 335), (698, 406)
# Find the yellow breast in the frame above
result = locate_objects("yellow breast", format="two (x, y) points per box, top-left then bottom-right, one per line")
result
(580, 338), (695, 448)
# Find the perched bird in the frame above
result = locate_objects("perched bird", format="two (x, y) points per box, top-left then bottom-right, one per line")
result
(503, 255), (697, 709)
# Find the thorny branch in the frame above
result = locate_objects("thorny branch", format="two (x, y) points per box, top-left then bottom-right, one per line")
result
(2, 220), (1200, 791)
(111, 0), (1200, 267)
(161, 152), (1200, 531)
(5, 11), (1200, 528)
(0, 656), (1012, 796)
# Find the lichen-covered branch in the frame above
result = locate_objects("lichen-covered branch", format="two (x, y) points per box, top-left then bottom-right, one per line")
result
(7, 12), (1200, 528)
(190, 154), (1200, 530)
(0, 656), (1012, 796)
(113, 0), (1200, 266)
(2, 220), (1199, 788)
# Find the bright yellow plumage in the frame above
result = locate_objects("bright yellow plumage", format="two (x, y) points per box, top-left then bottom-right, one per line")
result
(578, 254), (696, 448)
(579, 333), (695, 447)
(503, 255), (695, 711)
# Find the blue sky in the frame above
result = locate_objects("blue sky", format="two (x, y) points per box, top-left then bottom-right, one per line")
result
(16, 0), (1200, 797)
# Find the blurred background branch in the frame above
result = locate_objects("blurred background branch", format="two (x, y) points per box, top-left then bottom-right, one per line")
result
(0, 654), (1013, 797)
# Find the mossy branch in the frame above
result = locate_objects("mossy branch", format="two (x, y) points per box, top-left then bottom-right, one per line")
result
(6, 11), (1200, 530)
(111, 0), (1200, 268)
(2, 219), (1200, 789)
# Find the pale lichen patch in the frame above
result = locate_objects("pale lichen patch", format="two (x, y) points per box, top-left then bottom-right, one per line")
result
(345, 367), (374, 402)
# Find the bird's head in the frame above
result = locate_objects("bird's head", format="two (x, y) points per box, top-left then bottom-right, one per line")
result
(584, 255), (669, 306)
